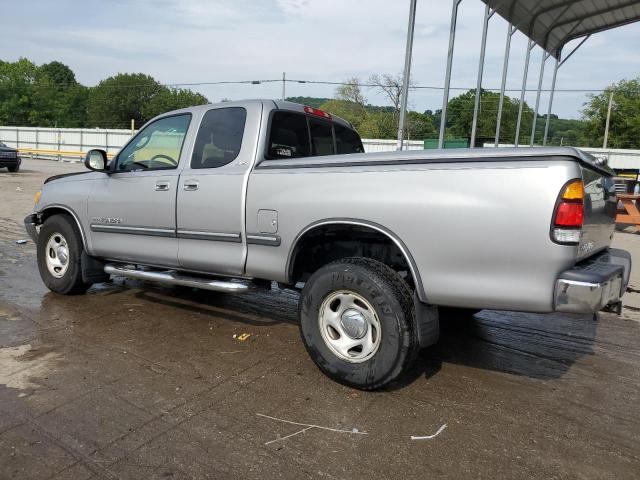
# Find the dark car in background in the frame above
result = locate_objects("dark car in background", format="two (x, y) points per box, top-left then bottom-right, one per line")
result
(0, 141), (21, 172)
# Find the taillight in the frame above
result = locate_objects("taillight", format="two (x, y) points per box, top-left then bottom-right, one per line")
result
(555, 202), (584, 226)
(304, 105), (332, 119)
(552, 179), (584, 245)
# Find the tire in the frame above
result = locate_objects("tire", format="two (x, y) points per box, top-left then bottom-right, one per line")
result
(299, 257), (418, 390)
(37, 214), (89, 294)
(7, 164), (19, 173)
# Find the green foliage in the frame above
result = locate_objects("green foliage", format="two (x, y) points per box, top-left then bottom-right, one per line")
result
(0, 58), (38, 125)
(582, 78), (640, 149)
(285, 96), (329, 108)
(445, 89), (534, 145)
(0, 59), (209, 129)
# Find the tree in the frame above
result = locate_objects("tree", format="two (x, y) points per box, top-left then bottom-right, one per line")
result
(87, 73), (210, 129)
(0, 58), (38, 125)
(368, 73), (404, 114)
(445, 89), (534, 145)
(87, 73), (163, 128)
(582, 78), (640, 149)
(142, 88), (208, 121)
(30, 61), (88, 127)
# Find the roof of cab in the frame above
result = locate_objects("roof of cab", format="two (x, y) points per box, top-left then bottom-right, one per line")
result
(153, 99), (354, 129)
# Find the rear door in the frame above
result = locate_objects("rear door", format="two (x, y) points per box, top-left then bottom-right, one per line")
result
(88, 114), (192, 266)
(176, 104), (259, 275)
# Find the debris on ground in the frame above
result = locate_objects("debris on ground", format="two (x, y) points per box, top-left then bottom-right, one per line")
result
(15, 240), (27, 245)
(411, 424), (447, 440)
(257, 413), (368, 445)
(233, 333), (251, 341)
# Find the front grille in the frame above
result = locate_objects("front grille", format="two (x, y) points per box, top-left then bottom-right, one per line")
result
(0, 151), (17, 159)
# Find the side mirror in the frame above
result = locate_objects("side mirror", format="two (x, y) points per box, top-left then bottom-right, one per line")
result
(84, 149), (109, 172)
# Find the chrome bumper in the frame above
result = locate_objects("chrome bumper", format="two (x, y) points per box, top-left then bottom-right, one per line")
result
(24, 214), (39, 243)
(554, 248), (631, 313)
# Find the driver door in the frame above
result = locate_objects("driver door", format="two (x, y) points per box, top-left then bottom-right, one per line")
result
(87, 114), (192, 267)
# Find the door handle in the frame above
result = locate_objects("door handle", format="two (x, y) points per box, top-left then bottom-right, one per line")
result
(184, 180), (199, 191)
(155, 181), (170, 191)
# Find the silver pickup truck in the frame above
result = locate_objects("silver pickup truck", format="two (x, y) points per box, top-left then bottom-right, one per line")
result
(24, 99), (631, 389)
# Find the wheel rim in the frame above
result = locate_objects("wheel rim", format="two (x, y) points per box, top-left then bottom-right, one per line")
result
(318, 290), (382, 363)
(45, 232), (70, 279)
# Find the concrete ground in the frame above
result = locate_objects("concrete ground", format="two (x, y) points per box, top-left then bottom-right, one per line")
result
(1, 159), (640, 480)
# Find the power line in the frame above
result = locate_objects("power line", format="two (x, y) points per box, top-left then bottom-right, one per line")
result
(18, 77), (640, 94)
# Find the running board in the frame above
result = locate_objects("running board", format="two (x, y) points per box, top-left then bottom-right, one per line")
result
(104, 264), (252, 293)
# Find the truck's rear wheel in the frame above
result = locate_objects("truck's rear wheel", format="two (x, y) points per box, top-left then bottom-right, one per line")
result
(37, 214), (89, 294)
(299, 257), (418, 390)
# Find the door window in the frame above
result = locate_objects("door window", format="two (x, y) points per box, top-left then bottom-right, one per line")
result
(191, 107), (247, 169)
(116, 114), (191, 172)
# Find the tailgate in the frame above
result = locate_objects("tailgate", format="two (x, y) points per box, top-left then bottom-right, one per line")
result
(577, 165), (617, 260)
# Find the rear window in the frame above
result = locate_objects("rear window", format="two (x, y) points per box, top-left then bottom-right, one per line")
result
(335, 123), (364, 154)
(191, 107), (246, 169)
(267, 112), (310, 159)
(266, 110), (361, 160)
(309, 118), (334, 156)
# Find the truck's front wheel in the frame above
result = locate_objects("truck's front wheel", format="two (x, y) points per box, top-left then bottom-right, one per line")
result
(37, 214), (89, 294)
(299, 257), (418, 390)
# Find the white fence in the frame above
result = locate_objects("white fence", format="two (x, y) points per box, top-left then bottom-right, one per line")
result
(485, 142), (640, 171)
(0, 126), (134, 159)
(0, 126), (424, 159)
(361, 139), (425, 153)
(2, 125), (640, 171)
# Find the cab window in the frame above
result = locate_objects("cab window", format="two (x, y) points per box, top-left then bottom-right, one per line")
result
(267, 111), (310, 159)
(191, 107), (246, 169)
(116, 114), (191, 172)
(309, 117), (335, 156)
(335, 123), (364, 154)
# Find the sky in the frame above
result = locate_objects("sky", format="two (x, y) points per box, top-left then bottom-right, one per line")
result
(2, 0), (640, 119)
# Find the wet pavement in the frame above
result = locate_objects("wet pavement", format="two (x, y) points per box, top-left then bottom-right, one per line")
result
(1, 160), (640, 479)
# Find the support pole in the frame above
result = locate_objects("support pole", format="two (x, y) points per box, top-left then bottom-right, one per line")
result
(603, 91), (614, 149)
(495, 24), (515, 147)
(543, 58), (559, 145)
(470, 5), (492, 148)
(514, 39), (534, 147)
(438, 0), (462, 149)
(542, 35), (590, 146)
(397, 0), (418, 151)
(282, 72), (286, 101)
(530, 51), (549, 146)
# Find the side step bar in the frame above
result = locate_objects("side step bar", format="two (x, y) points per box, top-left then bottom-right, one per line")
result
(104, 264), (252, 293)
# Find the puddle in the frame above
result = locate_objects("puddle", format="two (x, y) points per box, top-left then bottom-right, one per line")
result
(0, 343), (58, 390)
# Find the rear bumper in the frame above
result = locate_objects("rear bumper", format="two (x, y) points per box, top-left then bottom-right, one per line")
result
(554, 248), (631, 313)
(24, 214), (39, 243)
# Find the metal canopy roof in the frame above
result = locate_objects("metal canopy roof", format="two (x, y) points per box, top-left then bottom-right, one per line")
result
(481, 0), (640, 59)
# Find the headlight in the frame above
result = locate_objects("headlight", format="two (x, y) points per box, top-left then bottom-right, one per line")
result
(34, 190), (42, 205)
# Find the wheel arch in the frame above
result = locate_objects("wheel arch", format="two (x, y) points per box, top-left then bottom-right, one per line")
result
(286, 218), (426, 302)
(39, 205), (89, 251)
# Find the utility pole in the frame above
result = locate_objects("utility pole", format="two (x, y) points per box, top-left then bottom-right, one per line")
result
(603, 91), (613, 148)
(282, 72), (286, 101)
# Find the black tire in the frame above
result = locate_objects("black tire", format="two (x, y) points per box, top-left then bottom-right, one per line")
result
(7, 164), (19, 173)
(37, 214), (89, 294)
(299, 257), (418, 390)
